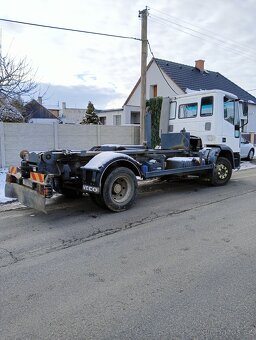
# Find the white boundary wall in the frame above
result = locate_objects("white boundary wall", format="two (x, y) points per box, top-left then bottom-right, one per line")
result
(0, 122), (140, 167)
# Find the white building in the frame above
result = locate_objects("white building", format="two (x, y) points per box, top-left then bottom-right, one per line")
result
(48, 103), (124, 126)
(96, 108), (123, 126)
(123, 58), (256, 132)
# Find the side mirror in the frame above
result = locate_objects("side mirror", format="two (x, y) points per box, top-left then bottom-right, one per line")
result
(234, 124), (240, 138)
(242, 102), (248, 116)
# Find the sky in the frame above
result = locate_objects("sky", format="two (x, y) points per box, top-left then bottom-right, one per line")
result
(0, 0), (256, 110)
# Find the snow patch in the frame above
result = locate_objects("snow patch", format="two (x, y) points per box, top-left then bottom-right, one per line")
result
(237, 161), (256, 171)
(0, 168), (16, 204)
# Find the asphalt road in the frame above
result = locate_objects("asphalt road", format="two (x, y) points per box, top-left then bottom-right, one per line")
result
(1, 168), (256, 339)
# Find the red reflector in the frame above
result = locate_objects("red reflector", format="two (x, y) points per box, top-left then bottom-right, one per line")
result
(30, 172), (45, 183)
(9, 166), (17, 174)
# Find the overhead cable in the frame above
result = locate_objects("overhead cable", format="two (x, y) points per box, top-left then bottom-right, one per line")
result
(0, 18), (141, 41)
(150, 7), (256, 55)
(149, 15), (255, 61)
(147, 40), (179, 95)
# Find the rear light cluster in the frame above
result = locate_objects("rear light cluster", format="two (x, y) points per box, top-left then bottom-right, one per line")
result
(44, 184), (53, 198)
(37, 184), (53, 198)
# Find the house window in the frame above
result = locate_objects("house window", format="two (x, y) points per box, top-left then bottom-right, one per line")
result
(201, 96), (213, 116)
(178, 103), (198, 119)
(131, 111), (140, 124)
(99, 116), (106, 125)
(150, 84), (158, 98)
(113, 115), (121, 125)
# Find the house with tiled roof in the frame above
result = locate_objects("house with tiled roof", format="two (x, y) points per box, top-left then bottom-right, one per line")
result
(123, 58), (256, 132)
(25, 98), (60, 124)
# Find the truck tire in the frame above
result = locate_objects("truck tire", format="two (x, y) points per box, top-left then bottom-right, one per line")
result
(90, 194), (106, 209)
(211, 157), (232, 186)
(102, 167), (138, 212)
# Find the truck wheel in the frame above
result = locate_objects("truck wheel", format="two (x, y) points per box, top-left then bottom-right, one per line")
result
(90, 194), (106, 208)
(211, 157), (232, 186)
(247, 148), (254, 161)
(102, 167), (138, 212)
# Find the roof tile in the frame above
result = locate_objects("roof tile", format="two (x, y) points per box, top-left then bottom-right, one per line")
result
(155, 58), (256, 103)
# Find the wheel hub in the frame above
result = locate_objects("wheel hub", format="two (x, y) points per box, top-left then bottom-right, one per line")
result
(113, 183), (122, 194)
(217, 164), (228, 179)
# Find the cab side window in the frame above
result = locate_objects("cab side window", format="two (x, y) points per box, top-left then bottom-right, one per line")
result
(178, 103), (197, 119)
(224, 97), (235, 125)
(169, 101), (177, 120)
(201, 96), (213, 116)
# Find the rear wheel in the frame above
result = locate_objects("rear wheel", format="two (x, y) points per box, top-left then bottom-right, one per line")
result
(90, 193), (106, 208)
(102, 167), (138, 212)
(211, 157), (232, 186)
(247, 148), (254, 161)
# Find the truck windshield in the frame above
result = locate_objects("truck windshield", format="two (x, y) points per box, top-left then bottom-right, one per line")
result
(224, 97), (235, 125)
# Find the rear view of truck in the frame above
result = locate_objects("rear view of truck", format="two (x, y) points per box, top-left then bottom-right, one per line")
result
(5, 149), (89, 212)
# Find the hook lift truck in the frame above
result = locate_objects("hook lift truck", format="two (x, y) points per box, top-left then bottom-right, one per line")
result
(5, 89), (248, 213)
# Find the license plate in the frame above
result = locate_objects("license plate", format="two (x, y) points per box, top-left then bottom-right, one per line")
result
(83, 185), (100, 194)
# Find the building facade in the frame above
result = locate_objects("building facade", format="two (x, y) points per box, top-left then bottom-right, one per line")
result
(123, 58), (256, 132)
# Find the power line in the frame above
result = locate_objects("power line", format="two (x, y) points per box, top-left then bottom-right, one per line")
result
(150, 15), (208, 43)
(0, 18), (141, 41)
(150, 7), (256, 55)
(149, 15), (255, 61)
(149, 14), (255, 59)
(147, 40), (179, 95)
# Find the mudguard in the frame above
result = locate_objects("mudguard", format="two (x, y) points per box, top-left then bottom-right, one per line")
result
(82, 152), (140, 171)
(205, 144), (236, 168)
(5, 182), (46, 213)
(81, 151), (141, 194)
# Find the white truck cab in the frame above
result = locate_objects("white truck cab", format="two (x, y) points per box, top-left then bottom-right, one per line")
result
(160, 89), (242, 154)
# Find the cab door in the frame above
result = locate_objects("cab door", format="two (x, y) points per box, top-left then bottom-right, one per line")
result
(221, 96), (240, 153)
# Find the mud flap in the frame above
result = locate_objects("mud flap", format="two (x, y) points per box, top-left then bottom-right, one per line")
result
(5, 182), (47, 213)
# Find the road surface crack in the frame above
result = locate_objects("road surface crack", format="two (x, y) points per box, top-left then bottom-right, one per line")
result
(1, 188), (256, 269)
(0, 247), (19, 268)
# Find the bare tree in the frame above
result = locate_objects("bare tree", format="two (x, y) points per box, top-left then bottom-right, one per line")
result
(0, 54), (38, 122)
(0, 54), (37, 101)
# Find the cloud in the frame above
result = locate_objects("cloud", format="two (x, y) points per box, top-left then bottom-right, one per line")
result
(1, 0), (255, 109)
(37, 83), (125, 109)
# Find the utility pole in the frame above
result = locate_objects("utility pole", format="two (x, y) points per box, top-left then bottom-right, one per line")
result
(139, 7), (148, 145)
(0, 27), (2, 57)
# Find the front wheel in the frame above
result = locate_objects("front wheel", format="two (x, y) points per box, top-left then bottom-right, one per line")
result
(102, 167), (138, 212)
(211, 157), (232, 186)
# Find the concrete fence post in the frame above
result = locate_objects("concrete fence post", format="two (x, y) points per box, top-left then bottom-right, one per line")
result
(97, 125), (101, 145)
(250, 132), (254, 145)
(0, 122), (6, 168)
(54, 122), (59, 149)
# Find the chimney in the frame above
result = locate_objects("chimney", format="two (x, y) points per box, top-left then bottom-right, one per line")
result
(195, 59), (205, 72)
(37, 96), (42, 105)
(62, 102), (66, 110)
